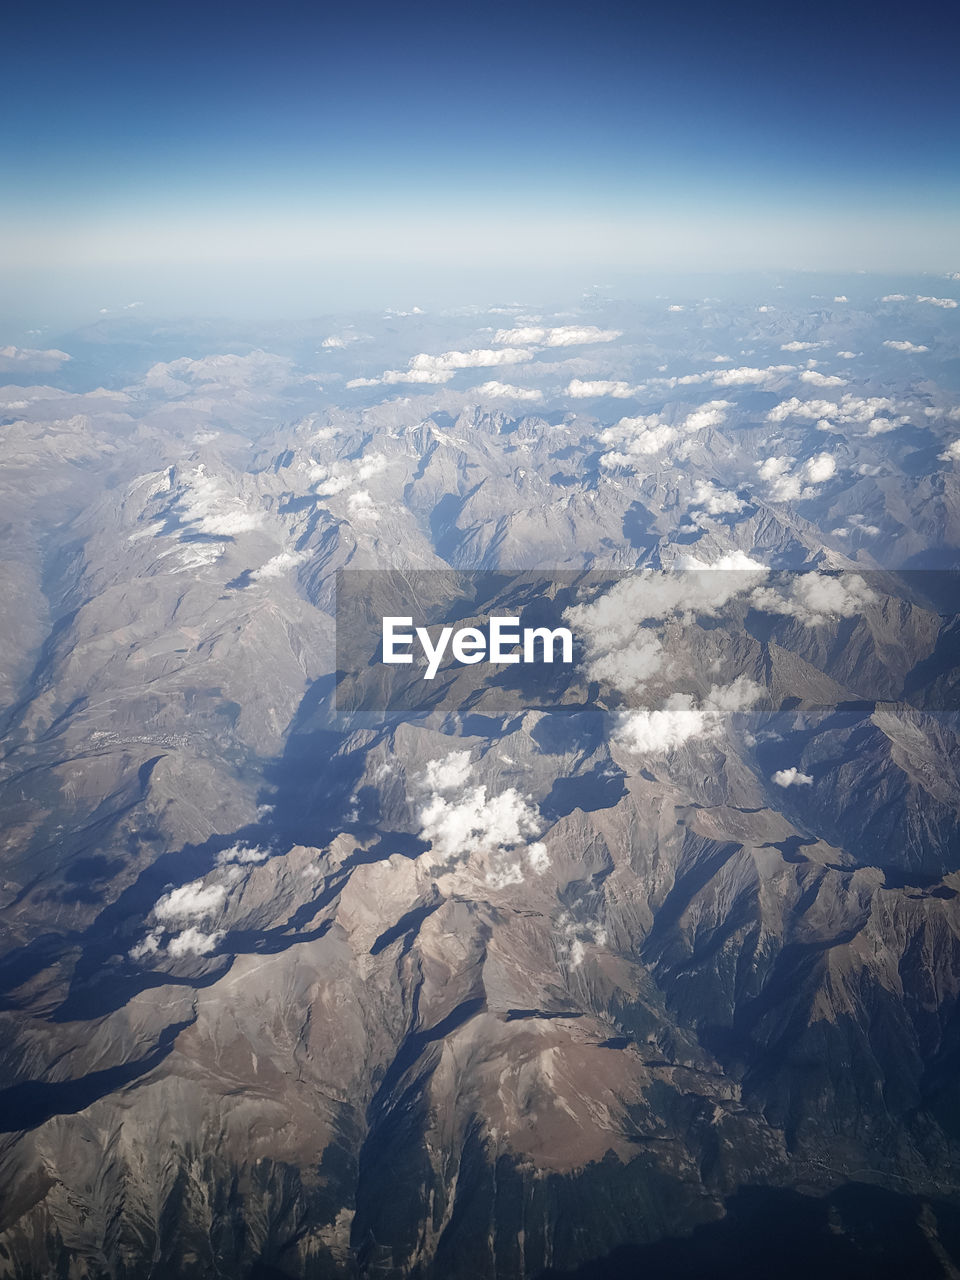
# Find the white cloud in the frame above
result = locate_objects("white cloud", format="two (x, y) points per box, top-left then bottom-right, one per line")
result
(493, 324), (620, 346)
(833, 295), (848, 302)
(836, 351), (858, 359)
(167, 928), (224, 958)
(347, 490), (378, 521)
(472, 380), (543, 401)
(683, 399), (731, 431)
(250, 550), (308, 580)
(772, 766), (813, 787)
(883, 339), (929, 352)
(939, 440), (960, 463)
(349, 347), (535, 387)
(667, 304), (685, 312)
(864, 417), (899, 436)
(566, 379), (639, 398)
(129, 932), (161, 961)
(215, 843), (269, 866)
(420, 785), (541, 861)
(674, 551), (767, 571)
(177, 465), (263, 538)
(917, 296), (958, 309)
(0, 345), (71, 373)
(422, 751), (473, 793)
(767, 393), (909, 436)
(616, 677), (762, 754)
(756, 452), (836, 501)
(321, 331), (366, 348)
(690, 479), (747, 515)
(751, 573), (876, 625)
(409, 347), (533, 373)
(557, 912), (607, 968)
(803, 453), (837, 483)
(598, 414), (677, 468)
(565, 560), (766, 697)
(799, 370), (846, 388)
(417, 754), (547, 888)
(781, 341), (824, 352)
(153, 879), (226, 923)
(712, 365), (793, 386)
(311, 452), (388, 500)
(881, 294), (908, 302)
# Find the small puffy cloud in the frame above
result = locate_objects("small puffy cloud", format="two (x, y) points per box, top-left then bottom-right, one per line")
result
(883, 339), (928, 352)
(799, 370), (846, 388)
(177, 465), (263, 538)
(939, 440), (960, 463)
(712, 365), (794, 386)
(557, 913), (607, 969)
(864, 417), (899, 436)
(881, 294), (908, 302)
(312, 452), (387, 499)
(781, 341), (824, 352)
(757, 453), (836, 501)
(833, 295), (848, 303)
(768, 393), (909, 436)
(836, 351), (858, 359)
(493, 324), (620, 346)
(423, 751), (473, 793)
(0, 345), (71, 373)
(616, 677), (762, 754)
(584, 630), (664, 694)
(598, 414), (677, 469)
(566, 379), (639, 398)
(472, 380), (543, 401)
(565, 561), (766, 697)
(803, 453), (837, 483)
(683, 399), (731, 431)
(834, 514), (880, 536)
(417, 755), (547, 889)
(756, 456), (801, 501)
(347, 490), (378, 521)
(674, 551), (767, 571)
(690, 479), (747, 515)
(667, 304), (685, 312)
(350, 347), (534, 387)
(321, 331), (366, 348)
(752, 573), (876, 625)
(409, 347), (532, 374)
(167, 928), (224, 958)
(772, 767), (813, 787)
(153, 879), (226, 923)
(250, 550), (308, 580)
(129, 932), (161, 961)
(917, 296), (958, 309)
(216, 843), (269, 866)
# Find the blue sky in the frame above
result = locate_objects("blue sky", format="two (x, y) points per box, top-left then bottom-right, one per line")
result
(4, 0), (959, 313)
